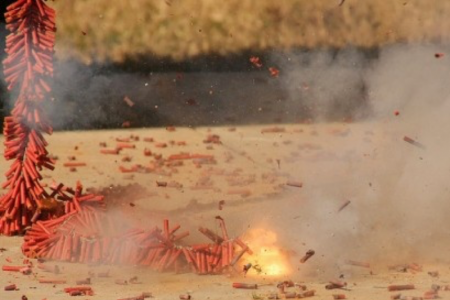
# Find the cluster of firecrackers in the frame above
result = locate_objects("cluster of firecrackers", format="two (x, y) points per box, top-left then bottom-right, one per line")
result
(190, 216), (253, 274)
(22, 211), (251, 275)
(0, 0), (104, 235)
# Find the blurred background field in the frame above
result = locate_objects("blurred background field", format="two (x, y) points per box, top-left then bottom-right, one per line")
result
(52, 0), (450, 63)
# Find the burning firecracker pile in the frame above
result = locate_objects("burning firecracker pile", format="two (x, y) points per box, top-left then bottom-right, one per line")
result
(0, 0), (252, 279)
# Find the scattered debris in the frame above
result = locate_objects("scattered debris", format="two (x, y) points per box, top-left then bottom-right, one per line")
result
(64, 286), (94, 296)
(252, 264), (263, 274)
(129, 276), (140, 284)
(218, 200), (225, 210)
(38, 279), (67, 284)
(143, 148), (152, 156)
(122, 156), (133, 162)
(250, 56), (263, 68)
(428, 271), (439, 278)
(117, 142), (136, 149)
(403, 136), (426, 149)
(338, 200), (351, 212)
(388, 284), (415, 292)
(345, 260), (370, 268)
(155, 142), (167, 148)
(300, 249), (315, 263)
(186, 98), (198, 106)
(203, 134), (221, 144)
(389, 263), (422, 273)
(268, 67), (280, 77)
(2, 265), (30, 272)
(4, 284), (16, 291)
(233, 283), (258, 289)
(123, 96), (135, 107)
(286, 181), (302, 188)
(325, 281), (347, 290)
(156, 181), (168, 187)
(243, 263), (252, 274)
(100, 148), (121, 155)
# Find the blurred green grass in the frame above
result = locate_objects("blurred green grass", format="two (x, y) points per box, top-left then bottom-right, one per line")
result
(51, 0), (450, 63)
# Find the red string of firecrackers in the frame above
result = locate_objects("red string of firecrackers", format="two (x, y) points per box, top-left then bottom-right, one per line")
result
(0, 0), (103, 235)
(22, 215), (251, 275)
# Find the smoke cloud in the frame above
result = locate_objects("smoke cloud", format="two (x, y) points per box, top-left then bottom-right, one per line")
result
(242, 44), (450, 279)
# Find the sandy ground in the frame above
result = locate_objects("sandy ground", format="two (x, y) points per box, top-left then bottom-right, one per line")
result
(0, 123), (446, 300)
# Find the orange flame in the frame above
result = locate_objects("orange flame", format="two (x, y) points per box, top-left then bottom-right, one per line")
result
(242, 228), (291, 277)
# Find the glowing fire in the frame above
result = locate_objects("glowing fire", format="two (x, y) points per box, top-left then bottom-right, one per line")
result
(242, 228), (291, 277)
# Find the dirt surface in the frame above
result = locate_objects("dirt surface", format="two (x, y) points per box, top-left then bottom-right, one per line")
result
(0, 123), (446, 300)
